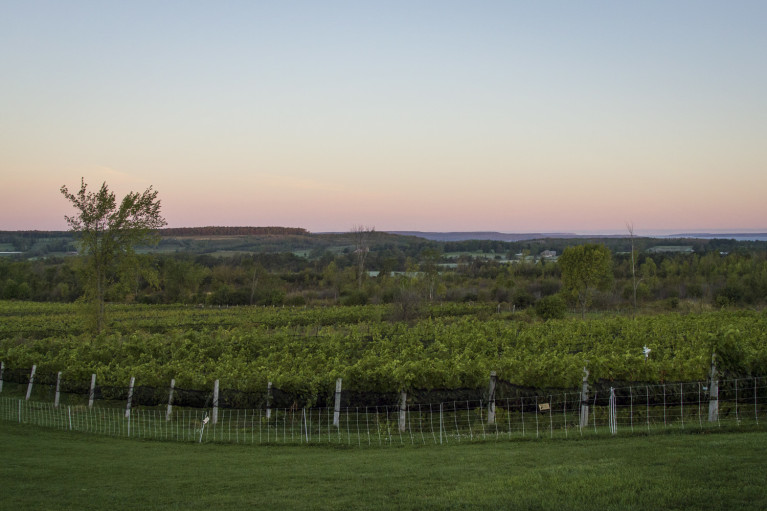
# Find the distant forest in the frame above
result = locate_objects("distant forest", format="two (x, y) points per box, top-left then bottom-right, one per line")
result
(160, 226), (309, 236)
(1, 228), (766, 314)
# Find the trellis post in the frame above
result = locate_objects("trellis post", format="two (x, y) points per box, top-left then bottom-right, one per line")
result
(88, 373), (96, 408)
(579, 366), (589, 429)
(54, 371), (62, 408)
(25, 365), (36, 401)
(487, 371), (497, 425)
(166, 378), (175, 421)
(212, 379), (220, 425)
(708, 353), (719, 422)
(398, 390), (407, 432)
(333, 378), (342, 427)
(125, 376), (135, 418)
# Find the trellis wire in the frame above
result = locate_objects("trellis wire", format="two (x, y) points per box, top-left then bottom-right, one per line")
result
(1, 376), (764, 447)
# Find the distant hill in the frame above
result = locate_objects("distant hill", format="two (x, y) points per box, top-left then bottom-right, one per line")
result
(385, 231), (577, 242)
(669, 232), (767, 241)
(388, 231), (767, 242)
(160, 226), (309, 236)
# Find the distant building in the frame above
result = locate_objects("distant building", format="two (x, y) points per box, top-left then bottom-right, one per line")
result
(540, 250), (557, 259)
(647, 246), (694, 254)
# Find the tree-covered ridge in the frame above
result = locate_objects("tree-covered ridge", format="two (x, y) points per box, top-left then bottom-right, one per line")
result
(160, 226), (310, 236)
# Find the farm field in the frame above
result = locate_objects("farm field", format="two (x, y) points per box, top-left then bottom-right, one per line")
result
(1, 421), (765, 510)
(1, 301), (766, 397)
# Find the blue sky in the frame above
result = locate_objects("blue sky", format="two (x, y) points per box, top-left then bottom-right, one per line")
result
(2, 1), (766, 234)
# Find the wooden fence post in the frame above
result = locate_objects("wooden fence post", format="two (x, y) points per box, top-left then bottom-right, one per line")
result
(88, 373), (96, 408)
(708, 353), (719, 422)
(333, 378), (342, 427)
(54, 371), (62, 408)
(266, 381), (272, 419)
(25, 365), (36, 401)
(487, 371), (497, 425)
(166, 378), (175, 421)
(579, 367), (589, 429)
(398, 390), (407, 432)
(125, 376), (135, 419)
(212, 379), (219, 425)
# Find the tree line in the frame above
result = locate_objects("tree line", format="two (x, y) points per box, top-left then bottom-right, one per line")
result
(2, 243), (766, 311)
(2, 179), (765, 325)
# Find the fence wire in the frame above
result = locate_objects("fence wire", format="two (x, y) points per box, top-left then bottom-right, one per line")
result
(2, 376), (765, 447)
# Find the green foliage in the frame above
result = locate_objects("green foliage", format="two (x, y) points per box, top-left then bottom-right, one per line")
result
(535, 294), (567, 320)
(60, 179), (166, 331)
(2, 302), (765, 395)
(559, 244), (613, 317)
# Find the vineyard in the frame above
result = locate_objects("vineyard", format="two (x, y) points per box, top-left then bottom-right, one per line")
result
(1, 301), (766, 400)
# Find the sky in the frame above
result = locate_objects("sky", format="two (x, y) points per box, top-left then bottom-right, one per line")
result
(2, 1), (766, 235)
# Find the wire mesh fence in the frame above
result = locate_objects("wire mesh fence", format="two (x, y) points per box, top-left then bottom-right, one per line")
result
(1, 372), (765, 447)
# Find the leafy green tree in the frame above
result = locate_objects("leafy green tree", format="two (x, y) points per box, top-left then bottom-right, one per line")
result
(61, 178), (166, 331)
(558, 244), (613, 318)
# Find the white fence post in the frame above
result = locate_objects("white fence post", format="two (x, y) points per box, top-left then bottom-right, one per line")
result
(125, 376), (135, 419)
(609, 387), (617, 435)
(166, 378), (175, 421)
(212, 379), (219, 425)
(398, 390), (407, 432)
(487, 371), (497, 425)
(0, 361), (4, 393)
(708, 353), (719, 423)
(333, 378), (342, 427)
(266, 381), (272, 419)
(54, 371), (62, 408)
(579, 367), (590, 429)
(88, 373), (96, 408)
(25, 365), (36, 401)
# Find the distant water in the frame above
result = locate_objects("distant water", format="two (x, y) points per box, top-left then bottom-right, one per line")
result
(666, 234), (767, 242)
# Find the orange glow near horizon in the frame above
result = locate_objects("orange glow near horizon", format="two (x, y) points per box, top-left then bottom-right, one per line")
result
(2, 3), (766, 234)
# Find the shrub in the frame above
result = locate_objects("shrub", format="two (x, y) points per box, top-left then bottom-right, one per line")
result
(535, 294), (567, 320)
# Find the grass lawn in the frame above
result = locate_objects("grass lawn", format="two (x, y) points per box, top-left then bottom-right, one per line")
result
(1, 421), (765, 510)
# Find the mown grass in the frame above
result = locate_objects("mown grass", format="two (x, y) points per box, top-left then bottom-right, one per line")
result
(1, 421), (765, 510)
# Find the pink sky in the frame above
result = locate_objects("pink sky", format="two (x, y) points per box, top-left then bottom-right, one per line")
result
(2, 2), (766, 234)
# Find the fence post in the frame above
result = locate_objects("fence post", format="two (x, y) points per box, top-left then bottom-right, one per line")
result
(708, 353), (719, 423)
(609, 387), (617, 435)
(166, 378), (175, 421)
(398, 390), (407, 432)
(333, 378), (342, 427)
(266, 381), (272, 419)
(579, 367), (589, 429)
(25, 365), (36, 401)
(0, 361), (4, 393)
(54, 371), (62, 408)
(487, 371), (497, 425)
(439, 403), (443, 445)
(212, 379), (220, 425)
(125, 376), (135, 419)
(88, 373), (96, 408)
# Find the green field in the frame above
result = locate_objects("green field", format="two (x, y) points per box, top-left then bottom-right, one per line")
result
(1, 421), (765, 510)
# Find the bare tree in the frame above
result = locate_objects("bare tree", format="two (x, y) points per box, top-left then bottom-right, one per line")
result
(626, 222), (643, 316)
(351, 225), (373, 289)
